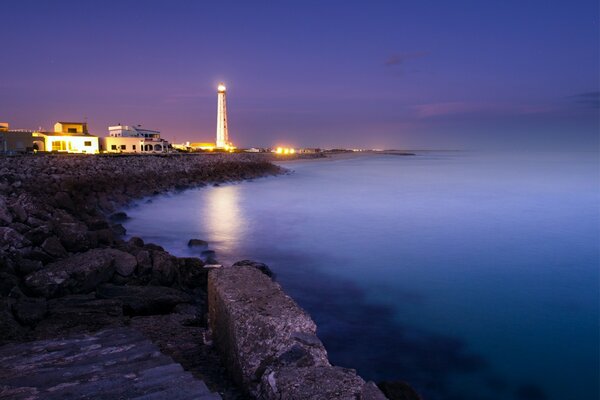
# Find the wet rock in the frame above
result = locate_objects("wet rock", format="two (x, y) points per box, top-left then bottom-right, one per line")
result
(96, 283), (192, 316)
(40, 236), (67, 258)
(24, 248), (118, 297)
(378, 381), (422, 400)
(12, 297), (47, 326)
(188, 239), (208, 247)
(233, 259), (275, 279)
(109, 211), (129, 222)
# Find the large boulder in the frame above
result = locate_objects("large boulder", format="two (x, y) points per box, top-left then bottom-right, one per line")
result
(96, 283), (192, 316)
(177, 257), (207, 288)
(0, 302), (28, 345)
(40, 236), (67, 258)
(54, 221), (89, 252)
(24, 248), (119, 297)
(111, 249), (137, 277)
(151, 250), (178, 285)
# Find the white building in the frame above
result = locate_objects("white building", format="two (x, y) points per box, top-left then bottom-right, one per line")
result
(101, 124), (169, 153)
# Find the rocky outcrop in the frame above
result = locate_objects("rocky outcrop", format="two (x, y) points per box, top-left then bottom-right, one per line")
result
(208, 265), (386, 399)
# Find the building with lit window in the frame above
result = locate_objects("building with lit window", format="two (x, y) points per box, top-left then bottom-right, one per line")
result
(33, 121), (99, 154)
(101, 124), (169, 153)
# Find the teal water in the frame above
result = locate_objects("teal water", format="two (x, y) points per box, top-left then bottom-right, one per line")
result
(123, 152), (599, 400)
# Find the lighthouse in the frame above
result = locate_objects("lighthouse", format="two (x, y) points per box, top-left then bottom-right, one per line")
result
(216, 83), (229, 148)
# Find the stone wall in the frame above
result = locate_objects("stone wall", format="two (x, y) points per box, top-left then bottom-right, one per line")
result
(208, 265), (387, 400)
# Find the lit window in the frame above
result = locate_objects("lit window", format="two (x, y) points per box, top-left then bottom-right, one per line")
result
(52, 141), (67, 151)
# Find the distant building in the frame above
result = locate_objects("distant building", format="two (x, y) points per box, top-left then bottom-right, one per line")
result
(34, 122), (99, 153)
(101, 124), (169, 153)
(0, 129), (35, 153)
(0, 122), (9, 132)
(54, 121), (88, 134)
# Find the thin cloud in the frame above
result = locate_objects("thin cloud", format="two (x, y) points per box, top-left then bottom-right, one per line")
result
(384, 51), (428, 67)
(568, 91), (600, 108)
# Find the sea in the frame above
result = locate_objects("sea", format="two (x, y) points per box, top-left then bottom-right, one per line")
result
(122, 151), (599, 400)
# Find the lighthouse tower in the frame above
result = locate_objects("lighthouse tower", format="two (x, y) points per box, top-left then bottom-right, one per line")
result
(216, 83), (229, 148)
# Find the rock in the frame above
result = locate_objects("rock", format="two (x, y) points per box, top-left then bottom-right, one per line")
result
(35, 294), (125, 337)
(260, 366), (374, 400)
(188, 239), (208, 247)
(378, 381), (422, 400)
(53, 191), (75, 211)
(24, 224), (53, 246)
(0, 302), (28, 345)
(233, 259), (275, 279)
(136, 250), (152, 274)
(0, 227), (31, 251)
(0, 272), (20, 296)
(24, 248), (118, 298)
(201, 250), (216, 258)
(208, 266), (329, 395)
(10, 202), (27, 222)
(109, 211), (129, 222)
(111, 249), (137, 277)
(152, 250), (178, 286)
(0, 196), (13, 225)
(40, 236), (67, 258)
(15, 258), (44, 276)
(54, 221), (89, 252)
(177, 257), (207, 288)
(94, 228), (115, 245)
(111, 223), (126, 236)
(12, 297), (47, 326)
(128, 236), (144, 247)
(96, 284), (192, 316)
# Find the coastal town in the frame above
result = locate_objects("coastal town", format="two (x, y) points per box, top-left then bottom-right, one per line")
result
(0, 83), (318, 156)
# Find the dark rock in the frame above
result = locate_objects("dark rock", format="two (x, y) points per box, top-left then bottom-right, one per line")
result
(233, 259), (275, 279)
(111, 249), (137, 277)
(145, 243), (164, 252)
(128, 236), (144, 247)
(0, 301), (28, 345)
(96, 284), (192, 316)
(94, 228), (115, 245)
(40, 236), (67, 258)
(201, 250), (216, 258)
(0, 196), (13, 225)
(54, 221), (89, 252)
(136, 250), (152, 274)
(111, 223), (126, 236)
(20, 247), (54, 264)
(12, 297), (47, 326)
(24, 224), (53, 246)
(0, 227), (31, 251)
(15, 258), (43, 276)
(177, 257), (207, 288)
(53, 191), (75, 211)
(152, 250), (178, 286)
(109, 211), (129, 222)
(188, 239), (208, 247)
(10, 202), (27, 222)
(8, 222), (29, 234)
(24, 248), (118, 297)
(35, 294), (125, 337)
(86, 217), (110, 230)
(0, 272), (20, 296)
(378, 381), (422, 400)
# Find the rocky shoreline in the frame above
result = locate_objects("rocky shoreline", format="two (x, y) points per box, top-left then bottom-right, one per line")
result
(0, 153), (281, 399)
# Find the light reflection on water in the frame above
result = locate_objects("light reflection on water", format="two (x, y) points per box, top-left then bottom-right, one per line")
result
(123, 152), (599, 400)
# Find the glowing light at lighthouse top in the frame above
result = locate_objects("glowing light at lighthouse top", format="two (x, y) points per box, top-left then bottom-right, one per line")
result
(217, 84), (226, 92)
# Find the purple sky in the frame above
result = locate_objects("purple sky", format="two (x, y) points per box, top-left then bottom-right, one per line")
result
(1, 0), (598, 150)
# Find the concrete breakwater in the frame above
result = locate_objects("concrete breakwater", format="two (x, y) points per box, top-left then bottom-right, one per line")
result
(0, 153), (399, 399)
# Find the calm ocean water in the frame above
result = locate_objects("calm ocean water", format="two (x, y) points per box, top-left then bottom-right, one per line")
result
(123, 152), (599, 400)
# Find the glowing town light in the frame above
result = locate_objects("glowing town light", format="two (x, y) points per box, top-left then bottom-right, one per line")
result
(276, 147), (283, 154)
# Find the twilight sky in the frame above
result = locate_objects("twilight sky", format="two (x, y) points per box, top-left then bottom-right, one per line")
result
(1, 0), (598, 150)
